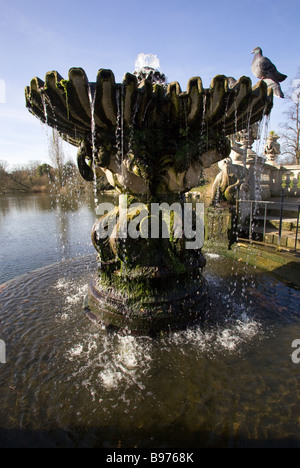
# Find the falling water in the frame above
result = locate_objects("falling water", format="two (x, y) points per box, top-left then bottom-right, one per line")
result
(41, 93), (48, 125)
(115, 87), (128, 275)
(142, 99), (152, 124)
(182, 98), (189, 158)
(253, 113), (270, 203)
(128, 93), (141, 154)
(234, 89), (238, 135)
(199, 94), (207, 155)
(223, 94), (230, 135)
(41, 91), (58, 129)
(255, 110), (270, 158)
(88, 84), (98, 206)
(246, 102), (253, 145)
(116, 87), (125, 176)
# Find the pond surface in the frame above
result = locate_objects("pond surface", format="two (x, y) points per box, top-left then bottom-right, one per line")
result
(0, 193), (117, 284)
(0, 194), (300, 448)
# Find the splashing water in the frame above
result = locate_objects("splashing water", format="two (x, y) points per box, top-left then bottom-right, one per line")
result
(133, 53), (167, 85)
(134, 53), (160, 71)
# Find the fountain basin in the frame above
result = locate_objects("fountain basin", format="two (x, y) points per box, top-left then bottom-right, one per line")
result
(25, 69), (273, 143)
(25, 68), (273, 195)
(0, 253), (300, 448)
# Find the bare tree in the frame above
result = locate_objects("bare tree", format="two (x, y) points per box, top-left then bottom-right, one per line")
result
(0, 160), (9, 190)
(279, 68), (300, 164)
(0, 160), (8, 179)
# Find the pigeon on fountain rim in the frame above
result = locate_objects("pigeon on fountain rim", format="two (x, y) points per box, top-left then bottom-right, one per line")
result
(251, 47), (287, 98)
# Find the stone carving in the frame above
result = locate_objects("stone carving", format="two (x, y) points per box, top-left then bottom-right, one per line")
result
(264, 131), (280, 162)
(211, 157), (250, 205)
(25, 69), (273, 197)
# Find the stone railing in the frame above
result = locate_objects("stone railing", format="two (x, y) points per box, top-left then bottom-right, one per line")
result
(280, 166), (300, 196)
(259, 163), (300, 199)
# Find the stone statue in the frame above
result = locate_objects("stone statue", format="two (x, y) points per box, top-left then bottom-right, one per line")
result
(211, 157), (250, 205)
(264, 131), (280, 162)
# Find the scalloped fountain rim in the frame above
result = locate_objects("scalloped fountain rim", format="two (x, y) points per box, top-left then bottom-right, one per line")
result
(25, 68), (273, 146)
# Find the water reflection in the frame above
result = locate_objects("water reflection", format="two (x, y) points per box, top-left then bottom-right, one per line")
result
(0, 192), (116, 284)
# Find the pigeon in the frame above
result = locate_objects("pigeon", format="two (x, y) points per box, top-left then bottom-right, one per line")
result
(251, 47), (287, 98)
(263, 79), (285, 99)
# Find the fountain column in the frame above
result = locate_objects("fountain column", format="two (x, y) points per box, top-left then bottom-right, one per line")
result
(88, 193), (207, 334)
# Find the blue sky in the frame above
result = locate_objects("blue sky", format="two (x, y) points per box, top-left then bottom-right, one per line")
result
(0, 0), (299, 167)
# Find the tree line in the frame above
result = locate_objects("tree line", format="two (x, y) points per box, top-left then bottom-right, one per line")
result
(0, 158), (86, 195)
(0, 129), (111, 196)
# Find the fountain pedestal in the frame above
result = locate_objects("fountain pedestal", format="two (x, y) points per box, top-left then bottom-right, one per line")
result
(206, 205), (237, 246)
(88, 194), (207, 334)
(88, 269), (208, 335)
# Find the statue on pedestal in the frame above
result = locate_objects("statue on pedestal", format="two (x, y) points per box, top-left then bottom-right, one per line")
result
(264, 131), (280, 162)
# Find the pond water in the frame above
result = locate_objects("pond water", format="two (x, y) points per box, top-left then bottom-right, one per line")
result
(0, 193), (300, 448)
(0, 193), (117, 284)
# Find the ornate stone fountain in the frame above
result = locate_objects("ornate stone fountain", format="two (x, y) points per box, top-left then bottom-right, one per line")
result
(25, 56), (273, 334)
